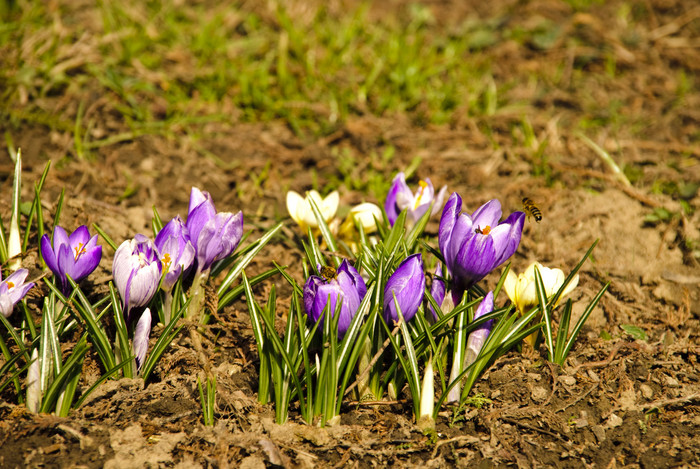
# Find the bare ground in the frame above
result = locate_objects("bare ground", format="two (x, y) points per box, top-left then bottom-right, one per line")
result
(1, 0), (700, 467)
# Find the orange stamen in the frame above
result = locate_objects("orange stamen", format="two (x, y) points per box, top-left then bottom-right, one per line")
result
(74, 243), (87, 260)
(7, 282), (14, 289)
(475, 225), (491, 235)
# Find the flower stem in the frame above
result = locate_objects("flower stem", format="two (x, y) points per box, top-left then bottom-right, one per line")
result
(187, 270), (210, 321)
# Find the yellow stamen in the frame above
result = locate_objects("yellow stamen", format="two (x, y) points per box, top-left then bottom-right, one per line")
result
(7, 282), (14, 289)
(475, 225), (491, 235)
(162, 253), (172, 271)
(74, 243), (87, 260)
(414, 180), (429, 209)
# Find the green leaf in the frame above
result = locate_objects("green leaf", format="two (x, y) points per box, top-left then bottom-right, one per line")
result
(216, 222), (283, 297)
(620, 324), (647, 341)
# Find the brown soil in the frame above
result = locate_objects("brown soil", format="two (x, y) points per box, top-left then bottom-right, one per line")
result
(2, 0), (700, 467)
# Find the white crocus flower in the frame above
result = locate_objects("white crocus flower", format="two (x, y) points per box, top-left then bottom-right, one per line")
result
(286, 190), (339, 231)
(340, 202), (382, 234)
(504, 261), (579, 315)
(339, 202), (382, 253)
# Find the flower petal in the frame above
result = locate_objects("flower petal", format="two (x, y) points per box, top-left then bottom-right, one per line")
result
(491, 211), (525, 267)
(68, 225), (90, 247)
(438, 193), (462, 268)
(40, 234), (59, 275)
(337, 260), (367, 300)
(188, 187), (212, 215)
(471, 199), (502, 229)
(383, 253), (425, 324)
(385, 172), (410, 225)
(321, 191), (340, 221)
(430, 184), (448, 217)
(286, 191), (306, 226)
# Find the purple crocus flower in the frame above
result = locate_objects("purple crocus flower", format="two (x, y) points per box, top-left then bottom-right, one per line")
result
(385, 172), (447, 226)
(113, 234), (162, 322)
(40, 225), (102, 295)
(383, 253), (426, 325)
(303, 260), (367, 339)
(439, 193), (525, 302)
(154, 216), (195, 292)
(0, 269), (34, 318)
(186, 187), (243, 274)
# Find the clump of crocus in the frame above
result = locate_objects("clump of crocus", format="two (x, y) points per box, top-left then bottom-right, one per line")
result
(0, 268), (34, 318)
(40, 225), (102, 295)
(113, 234), (162, 323)
(186, 187), (243, 319)
(303, 260), (367, 339)
(447, 291), (494, 403)
(287, 190), (340, 233)
(338, 202), (383, 253)
(385, 172), (447, 227)
(504, 262), (579, 347)
(439, 193), (525, 302)
(383, 253), (425, 325)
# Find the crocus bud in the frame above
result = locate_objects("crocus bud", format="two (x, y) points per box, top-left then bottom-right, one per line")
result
(385, 172), (447, 226)
(0, 268), (35, 318)
(154, 216), (195, 292)
(26, 348), (41, 413)
(303, 260), (366, 339)
(286, 190), (339, 231)
(40, 225), (102, 295)
(113, 234), (162, 322)
(383, 253), (425, 325)
(418, 354), (435, 431)
(133, 308), (152, 372)
(439, 193), (525, 303)
(186, 187), (243, 274)
(503, 262), (579, 315)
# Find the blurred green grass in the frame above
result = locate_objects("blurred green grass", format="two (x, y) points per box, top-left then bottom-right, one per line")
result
(0, 0), (509, 151)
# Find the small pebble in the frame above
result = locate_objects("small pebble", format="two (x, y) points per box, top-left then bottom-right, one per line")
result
(560, 376), (577, 386)
(664, 375), (680, 387)
(531, 386), (548, 403)
(640, 384), (654, 399)
(592, 425), (607, 443)
(606, 413), (623, 428)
